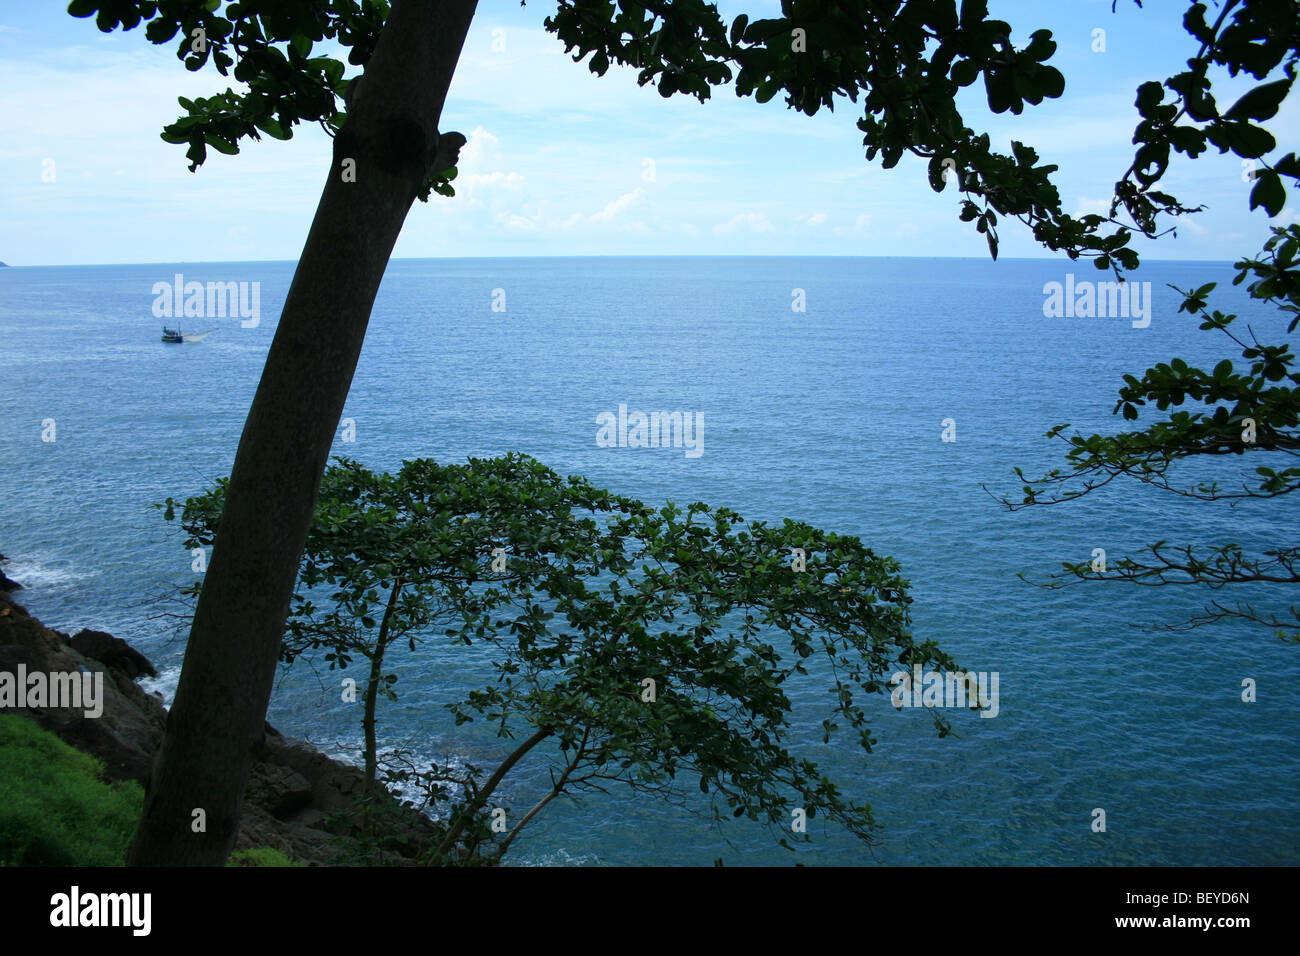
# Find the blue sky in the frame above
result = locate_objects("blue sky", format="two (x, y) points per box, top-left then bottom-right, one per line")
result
(0, 0), (1294, 265)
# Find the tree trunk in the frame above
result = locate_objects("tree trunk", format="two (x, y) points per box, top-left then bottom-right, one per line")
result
(433, 725), (552, 861)
(498, 728), (589, 858)
(363, 576), (404, 798)
(128, 0), (478, 866)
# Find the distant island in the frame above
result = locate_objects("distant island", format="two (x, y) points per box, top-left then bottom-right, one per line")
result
(0, 262), (8, 267)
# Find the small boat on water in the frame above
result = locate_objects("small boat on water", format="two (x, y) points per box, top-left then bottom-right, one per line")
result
(162, 326), (214, 343)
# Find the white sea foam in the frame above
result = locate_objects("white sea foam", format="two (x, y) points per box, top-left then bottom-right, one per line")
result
(138, 664), (180, 706)
(2, 554), (99, 589)
(517, 847), (600, 867)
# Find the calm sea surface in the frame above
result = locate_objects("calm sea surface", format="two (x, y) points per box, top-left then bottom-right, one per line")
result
(1, 256), (1297, 865)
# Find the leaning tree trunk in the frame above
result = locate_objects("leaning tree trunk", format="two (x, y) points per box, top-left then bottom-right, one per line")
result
(128, 0), (478, 866)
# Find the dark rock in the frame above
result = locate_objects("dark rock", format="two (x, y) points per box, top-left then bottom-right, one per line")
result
(287, 807), (327, 830)
(0, 640), (164, 785)
(0, 553), (20, 592)
(1, 588), (170, 787)
(70, 628), (158, 679)
(1, 587), (439, 865)
(246, 763), (314, 819)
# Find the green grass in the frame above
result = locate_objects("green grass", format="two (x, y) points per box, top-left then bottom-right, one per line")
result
(0, 712), (308, 867)
(227, 846), (304, 867)
(0, 712), (144, 866)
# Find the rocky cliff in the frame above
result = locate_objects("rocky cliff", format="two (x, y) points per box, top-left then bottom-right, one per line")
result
(0, 580), (439, 865)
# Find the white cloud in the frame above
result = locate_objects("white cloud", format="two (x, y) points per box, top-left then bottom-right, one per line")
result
(713, 212), (775, 236)
(588, 188), (643, 223)
(496, 211), (540, 232)
(456, 125), (499, 168)
(1074, 195), (1115, 218)
(483, 188), (647, 235)
(451, 126), (528, 211)
(833, 214), (872, 236)
(462, 170), (525, 192)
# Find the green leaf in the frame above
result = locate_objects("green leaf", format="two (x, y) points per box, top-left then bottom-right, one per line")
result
(1228, 122), (1276, 160)
(184, 139), (207, 169)
(256, 117), (290, 140)
(743, 18), (788, 43)
(1037, 66), (1064, 100)
(1223, 79), (1291, 122)
(1135, 81), (1164, 114)
(207, 135), (239, 155)
(145, 17), (180, 43)
(1274, 153), (1300, 179)
(729, 14), (748, 45)
(951, 59), (979, 87)
(1250, 170), (1285, 217)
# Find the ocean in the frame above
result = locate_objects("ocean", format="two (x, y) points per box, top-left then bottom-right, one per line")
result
(1, 255), (1297, 865)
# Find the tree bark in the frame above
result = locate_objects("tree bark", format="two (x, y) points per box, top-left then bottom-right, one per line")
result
(363, 575), (404, 797)
(498, 728), (589, 858)
(433, 725), (552, 861)
(128, 0), (479, 866)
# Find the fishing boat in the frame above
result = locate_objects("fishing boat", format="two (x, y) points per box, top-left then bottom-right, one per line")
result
(161, 326), (214, 343)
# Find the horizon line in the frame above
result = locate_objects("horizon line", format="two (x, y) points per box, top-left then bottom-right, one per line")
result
(0, 253), (1245, 269)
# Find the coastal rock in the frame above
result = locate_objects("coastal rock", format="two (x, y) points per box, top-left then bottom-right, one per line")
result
(70, 628), (158, 680)
(0, 553), (21, 592)
(0, 586), (437, 865)
(245, 762), (314, 819)
(0, 593), (167, 785)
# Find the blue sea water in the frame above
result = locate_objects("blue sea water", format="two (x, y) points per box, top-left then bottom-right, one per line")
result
(1, 255), (1297, 866)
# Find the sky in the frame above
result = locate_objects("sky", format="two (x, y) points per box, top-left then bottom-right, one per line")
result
(0, 0), (1295, 266)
